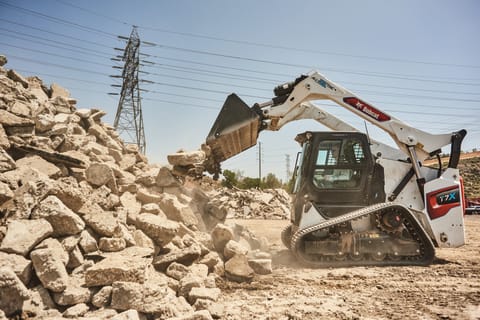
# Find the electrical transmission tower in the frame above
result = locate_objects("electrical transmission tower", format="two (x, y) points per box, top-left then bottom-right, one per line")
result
(110, 26), (147, 154)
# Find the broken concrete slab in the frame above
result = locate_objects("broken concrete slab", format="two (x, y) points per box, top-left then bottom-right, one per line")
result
(135, 213), (179, 247)
(30, 247), (69, 292)
(0, 219), (53, 256)
(82, 209), (119, 237)
(52, 276), (92, 306)
(0, 252), (32, 285)
(31, 195), (85, 236)
(152, 243), (202, 272)
(210, 223), (234, 253)
(85, 253), (150, 287)
(248, 259), (272, 275)
(15, 155), (62, 178)
(159, 193), (198, 228)
(224, 254), (254, 283)
(0, 267), (30, 316)
(85, 162), (116, 187)
(168, 150), (206, 166)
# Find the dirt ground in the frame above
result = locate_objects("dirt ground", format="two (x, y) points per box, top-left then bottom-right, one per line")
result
(219, 216), (480, 320)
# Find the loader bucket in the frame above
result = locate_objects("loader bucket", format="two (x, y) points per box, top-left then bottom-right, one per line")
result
(206, 93), (260, 164)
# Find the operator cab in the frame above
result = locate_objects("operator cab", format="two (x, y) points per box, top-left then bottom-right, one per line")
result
(292, 131), (386, 224)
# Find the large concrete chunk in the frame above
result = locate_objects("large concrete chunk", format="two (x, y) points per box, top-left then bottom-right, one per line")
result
(224, 254), (254, 283)
(210, 223), (234, 253)
(188, 287), (221, 305)
(0, 267), (30, 316)
(83, 209), (119, 237)
(156, 166), (180, 187)
(111, 281), (193, 316)
(31, 248), (69, 292)
(153, 243), (202, 272)
(135, 213), (179, 247)
(159, 193), (198, 227)
(0, 252), (32, 285)
(85, 162), (116, 187)
(168, 150), (206, 166)
(0, 219), (53, 256)
(15, 155), (61, 178)
(52, 277), (92, 306)
(32, 195), (85, 236)
(223, 240), (249, 260)
(85, 253), (150, 287)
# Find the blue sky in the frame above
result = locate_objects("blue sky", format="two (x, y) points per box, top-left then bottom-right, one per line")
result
(1, 0), (479, 181)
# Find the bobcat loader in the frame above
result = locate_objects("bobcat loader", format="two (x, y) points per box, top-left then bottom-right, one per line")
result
(203, 71), (467, 267)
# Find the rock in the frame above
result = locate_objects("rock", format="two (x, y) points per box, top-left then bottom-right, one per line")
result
(210, 224), (234, 253)
(135, 167), (159, 187)
(7, 69), (29, 88)
(120, 191), (142, 222)
(0, 109), (34, 136)
(159, 193), (199, 227)
(88, 124), (121, 150)
(31, 195), (85, 236)
(91, 285), (112, 308)
(83, 209), (119, 237)
(63, 303), (89, 318)
(168, 310), (214, 320)
(0, 267), (30, 316)
(79, 229), (98, 253)
(248, 258), (272, 275)
(9, 100), (31, 117)
(110, 281), (192, 315)
(0, 55), (6, 66)
(136, 187), (162, 204)
(0, 252), (32, 285)
(85, 252), (150, 287)
(50, 83), (70, 98)
(224, 254), (254, 283)
(0, 149), (16, 173)
(35, 113), (55, 132)
(153, 243), (202, 272)
(0, 124), (10, 149)
(52, 277), (91, 306)
(22, 285), (56, 314)
(99, 237), (127, 252)
(166, 262), (190, 281)
(168, 150), (206, 166)
(156, 166), (180, 187)
(0, 219), (53, 256)
(15, 155), (61, 178)
(30, 248), (69, 292)
(193, 299), (224, 319)
(35, 237), (69, 266)
(132, 230), (155, 252)
(188, 287), (221, 304)
(67, 245), (84, 269)
(141, 203), (161, 214)
(135, 213), (179, 247)
(223, 240), (249, 260)
(85, 162), (116, 187)
(111, 309), (146, 320)
(0, 181), (13, 205)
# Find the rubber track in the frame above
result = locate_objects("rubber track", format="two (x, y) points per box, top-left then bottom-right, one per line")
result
(290, 202), (435, 268)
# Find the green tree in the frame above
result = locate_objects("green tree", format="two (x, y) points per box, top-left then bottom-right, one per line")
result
(221, 169), (238, 188)
(261, 173), (283, 189)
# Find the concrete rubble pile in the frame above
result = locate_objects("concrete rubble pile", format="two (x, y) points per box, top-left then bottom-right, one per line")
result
(207, 188), (290, 220)
(0, 57), (273, 320)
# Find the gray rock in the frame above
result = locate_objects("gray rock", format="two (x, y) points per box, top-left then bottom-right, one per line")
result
(83, 209), (119, 237)
(135, 213), (179, 247)
(31, 195), (85, 236)
(34, 113), (55, 132)
(30, 248), (69, 292)
(7, 69), (29, 88)
(0, 267), (30, 316)
(0, 252), (32, 285)
(132, 230), (155, 252)
(35, 237), (69, 266)
(0, 55), (6, 66)
(0, 219), (53, 256)
(85, 162), (116, 187)
(224, 254), (254, 283)
(67, 245), (84, 269)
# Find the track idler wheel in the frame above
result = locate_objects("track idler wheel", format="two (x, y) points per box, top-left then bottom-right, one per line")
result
(281, 224), (293, 250)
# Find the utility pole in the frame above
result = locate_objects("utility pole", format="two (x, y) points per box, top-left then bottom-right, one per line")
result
(110, 26), (147, 154)
(285, 154), (291, 181)
(258, 141), (262, 188)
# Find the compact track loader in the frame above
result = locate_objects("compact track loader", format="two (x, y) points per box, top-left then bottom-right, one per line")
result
(203, 71), (466, 267)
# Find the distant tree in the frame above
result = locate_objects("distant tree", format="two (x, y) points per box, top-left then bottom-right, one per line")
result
(221, 169), (238, 188)
(239, 177), (260, 189)
(261, 173), (283, 189)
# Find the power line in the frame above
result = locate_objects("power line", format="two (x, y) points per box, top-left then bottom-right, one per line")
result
(52, 0), (480, 69)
